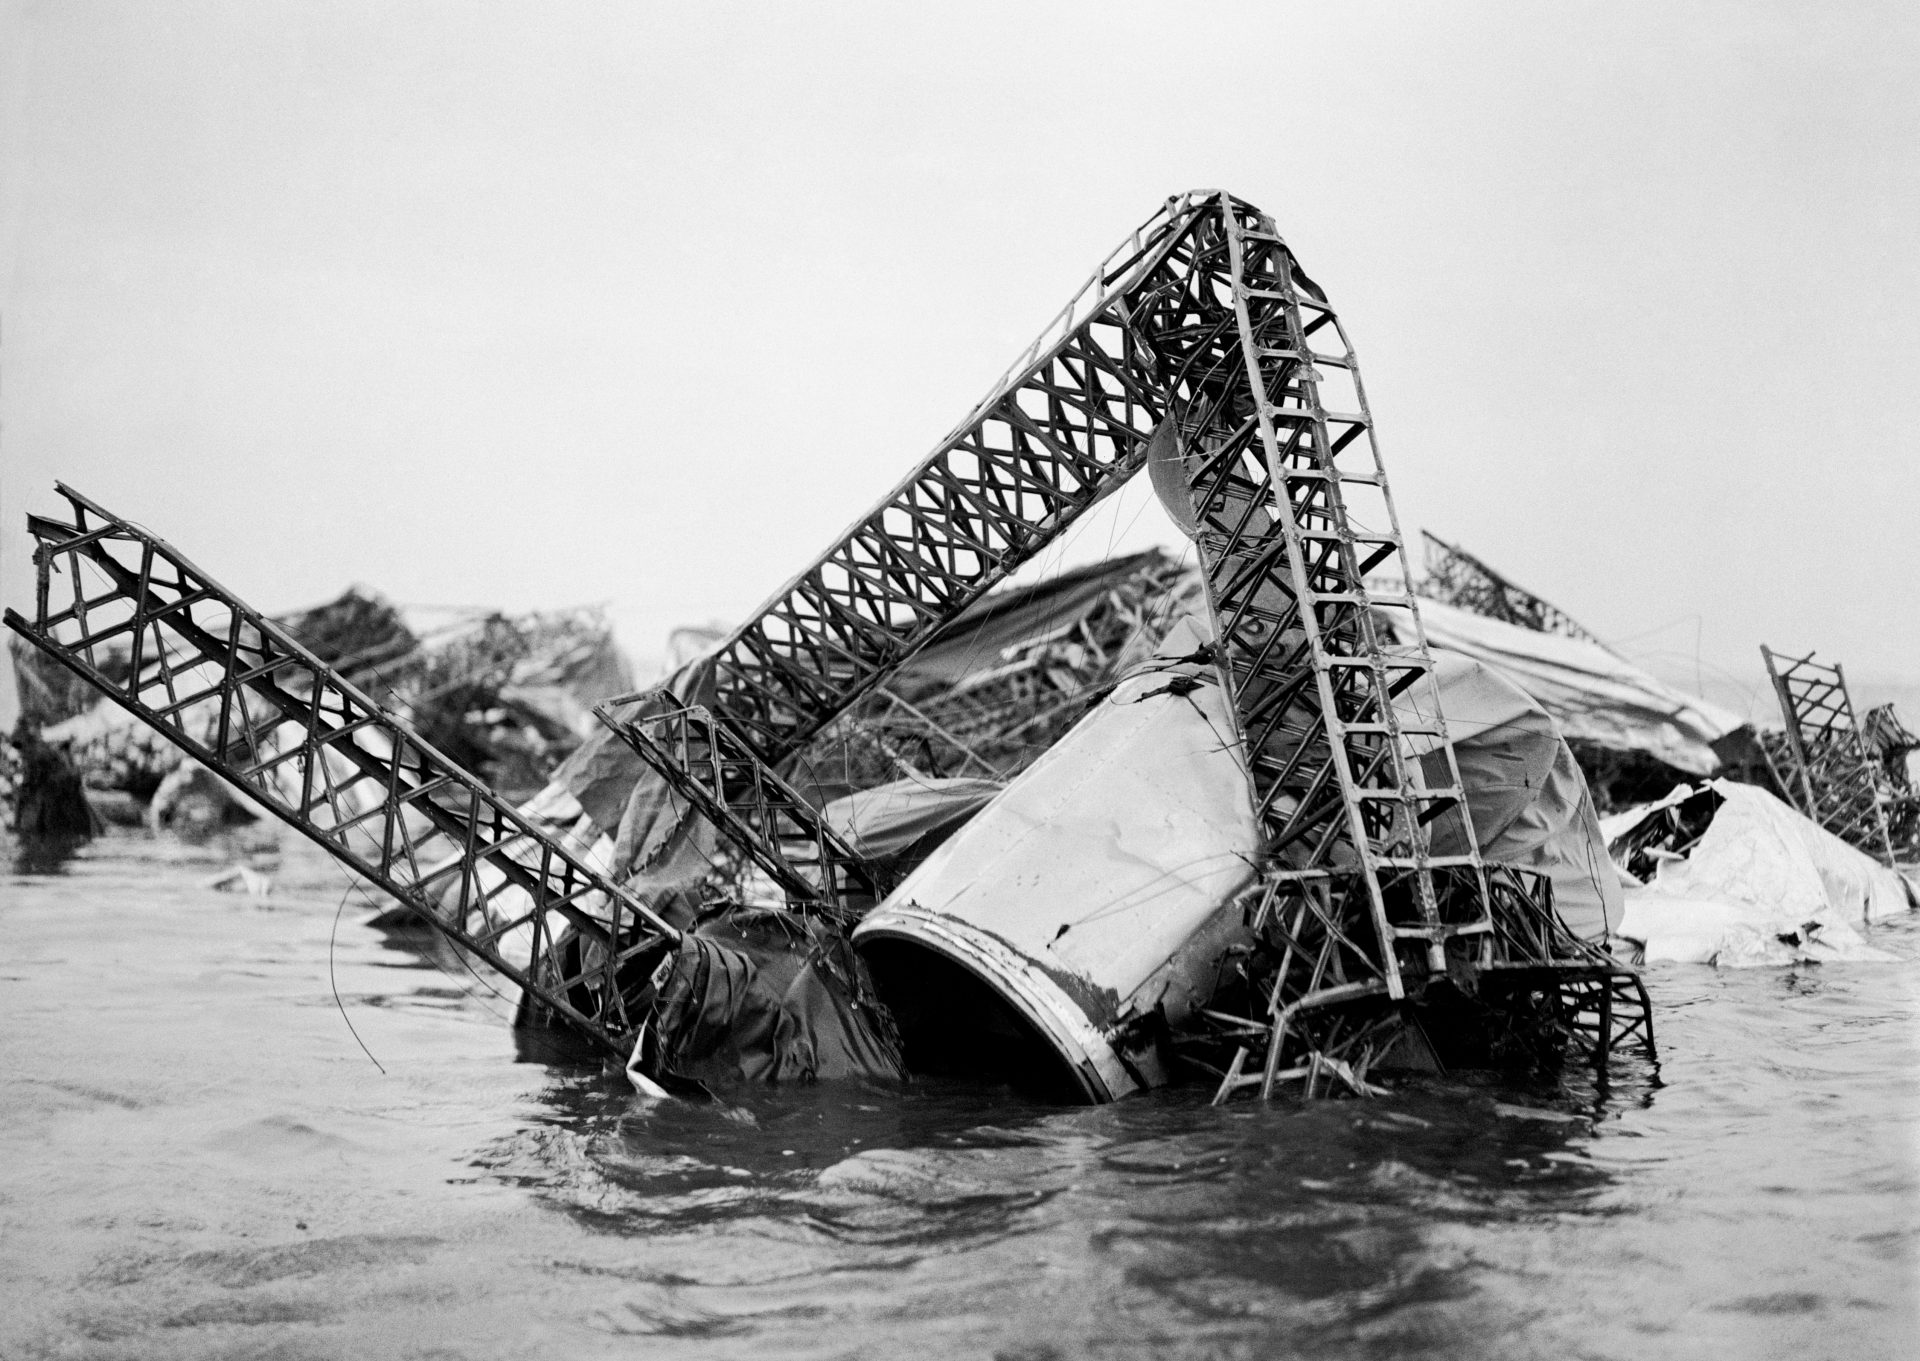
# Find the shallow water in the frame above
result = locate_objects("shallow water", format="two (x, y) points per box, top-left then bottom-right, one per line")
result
(2, 829), (1916, 1360)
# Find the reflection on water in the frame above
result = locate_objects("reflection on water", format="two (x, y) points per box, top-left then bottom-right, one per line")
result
(1, 829), (1916, 1360)
(462, 1066), (1649, 1353)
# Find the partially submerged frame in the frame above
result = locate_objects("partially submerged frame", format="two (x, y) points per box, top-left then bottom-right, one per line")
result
(4, 487), (678, 1055)
(597, 190), (1649, 1093)
(1760, 645), (1899, 865)
(7, 191), (1650, 1094)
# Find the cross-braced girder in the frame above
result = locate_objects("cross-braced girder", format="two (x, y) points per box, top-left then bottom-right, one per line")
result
(593, 697), (896, 922)
(7, 191), (1653, 1096)
(1417, 531), (1614, 650)
(1860, 704), (1920, 859)
(1760, 645), (1898, 865)
(612, 190), (1645, 1094)
(604, 193), (1492, 999)
(1198, 867), (1653, 1103)
(4, 486), (678, 1055)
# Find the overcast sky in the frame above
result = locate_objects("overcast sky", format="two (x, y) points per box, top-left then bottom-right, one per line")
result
(4, 1), (1915, 727)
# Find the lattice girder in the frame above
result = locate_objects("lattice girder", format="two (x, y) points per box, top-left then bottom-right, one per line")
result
(1761, 645), (1897, 864)
(1418, 531), (1614, 649)
(703, 196), (1213, 761)
(621, 192), (1496, 1012)
(5, 486), (678, 1055)
(592, 698), (895, 920)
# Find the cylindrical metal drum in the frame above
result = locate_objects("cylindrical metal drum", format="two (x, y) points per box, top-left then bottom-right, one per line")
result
(852, 620), (1260, 1101)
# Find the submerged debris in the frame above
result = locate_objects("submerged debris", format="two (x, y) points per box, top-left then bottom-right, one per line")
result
(22, 190), (1905, 1113)
(5, 722), (94, 838)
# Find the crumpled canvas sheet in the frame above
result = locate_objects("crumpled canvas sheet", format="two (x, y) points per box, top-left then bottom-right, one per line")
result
(890, 550), (1175, 690)
(538, 653), (723, 896)
(1394, 651), (1624, 941)
(820, 776), (1004, 871)
(1602, 779), (1913, 965)
(1376, 597), (1745, 775)
(640, 910), (907, 1088)
(538, 553), (1189, 878)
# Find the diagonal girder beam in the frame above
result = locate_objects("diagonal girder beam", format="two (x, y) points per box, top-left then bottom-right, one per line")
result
(594, 696), (895, 918)
(6, 484), (678, 1055)
(625, 192), (1502, 1014)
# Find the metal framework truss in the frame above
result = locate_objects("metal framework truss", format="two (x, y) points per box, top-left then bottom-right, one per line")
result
(7, 191), (1652, 1097)
(1417, 531), (1612, 649)
(592, 698), (896, 922)
(809, 550), (1195, 787)
(608, 189), (1647, 1093)
(605, 192), (1488, 982)
(1192, 866), (1652, 1102)
(4, 486), (678, 1055)
(1760, 645), (1898, 864)
(1861, 704), (1920, 858)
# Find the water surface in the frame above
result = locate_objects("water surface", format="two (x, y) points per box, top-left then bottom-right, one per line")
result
(2, 830), (1915, 1358)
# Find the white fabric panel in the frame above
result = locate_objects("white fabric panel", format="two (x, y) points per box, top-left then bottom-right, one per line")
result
(1379, 597), (1745, 775)
(822, 777), (1005, 862)
(1608, 779), (1912, 965)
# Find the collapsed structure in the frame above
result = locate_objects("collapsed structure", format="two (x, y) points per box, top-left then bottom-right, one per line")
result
(9, 190), (1655, 1102)
(1759, 645), (1918, 867)
(3, 589), (632, 830)
(1390, 539), (1917, 961)
(1408, 532), (1751, 809)
(1601, 779), (1909, 967)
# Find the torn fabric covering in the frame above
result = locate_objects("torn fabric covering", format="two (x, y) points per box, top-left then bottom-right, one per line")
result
(544, 720), (652, 841)
(537, 553), (1184, 866)
(1376, 596), (1745, 776)
(819, 776), (1004, 869)
(544, 654), (719, 884)
(1601, 779), (1914, 965)
(864, 617), (1625, 1034)
(643, 910), (907, 1087)
(891, 550), (1177, 690)
(1393, 652), (1625, 941)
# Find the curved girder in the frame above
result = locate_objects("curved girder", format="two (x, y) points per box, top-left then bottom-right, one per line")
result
(610, 190), (1493, 1002)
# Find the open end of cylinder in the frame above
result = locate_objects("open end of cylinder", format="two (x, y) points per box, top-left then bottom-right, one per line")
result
(859, 938), (1096, 1104)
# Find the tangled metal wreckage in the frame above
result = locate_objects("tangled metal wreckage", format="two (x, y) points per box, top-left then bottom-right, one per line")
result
(6, 589), (630, 823)
(34, 184), (1868, 1106)
(1757, 646), (1920, 868)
